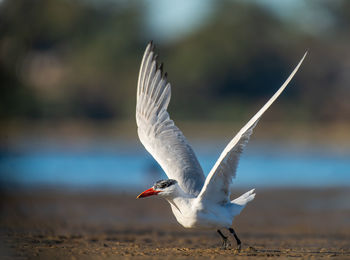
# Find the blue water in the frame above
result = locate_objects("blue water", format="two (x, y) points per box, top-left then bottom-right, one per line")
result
(1, 141), (349, 190)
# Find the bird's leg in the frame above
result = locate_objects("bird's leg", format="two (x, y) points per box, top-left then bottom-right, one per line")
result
(217, 229), (230, 249)
(228, 227), (241, 251)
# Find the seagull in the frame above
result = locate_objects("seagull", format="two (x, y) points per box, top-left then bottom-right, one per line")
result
(136, 42), (307, 250)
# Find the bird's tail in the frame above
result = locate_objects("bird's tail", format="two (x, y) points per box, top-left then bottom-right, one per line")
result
(231, 189), (256, 206)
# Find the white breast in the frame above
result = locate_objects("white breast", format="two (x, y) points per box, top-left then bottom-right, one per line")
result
(168, 199), (234, 229)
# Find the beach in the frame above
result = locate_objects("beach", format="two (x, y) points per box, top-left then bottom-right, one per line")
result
(1, 188), (349, 259)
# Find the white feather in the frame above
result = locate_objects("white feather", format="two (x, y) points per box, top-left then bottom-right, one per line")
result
(136, 42), (206, 196)
(197, 52), (307, 205)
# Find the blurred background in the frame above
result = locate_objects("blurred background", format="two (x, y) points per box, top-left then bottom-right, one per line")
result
(1, 0), (350, 191)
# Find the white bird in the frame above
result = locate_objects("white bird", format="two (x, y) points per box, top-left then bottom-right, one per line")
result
(136, 42), (307, 249)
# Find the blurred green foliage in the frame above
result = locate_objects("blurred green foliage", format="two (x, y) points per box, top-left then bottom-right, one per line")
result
(0, 0), (349, 123)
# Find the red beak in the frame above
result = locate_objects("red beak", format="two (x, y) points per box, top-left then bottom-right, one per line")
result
(136, 187), (161, 199)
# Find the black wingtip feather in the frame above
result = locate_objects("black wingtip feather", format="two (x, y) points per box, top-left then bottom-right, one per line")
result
(159, 63), (164, 73)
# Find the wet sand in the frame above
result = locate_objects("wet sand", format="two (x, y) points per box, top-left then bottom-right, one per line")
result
(1, 188), (349, 259)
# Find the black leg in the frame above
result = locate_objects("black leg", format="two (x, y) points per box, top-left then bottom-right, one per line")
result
(228, 227), (241, 251)
(217, 229), (230, 250)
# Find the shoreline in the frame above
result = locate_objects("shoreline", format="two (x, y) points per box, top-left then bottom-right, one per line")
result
(1, 188), (349, 259)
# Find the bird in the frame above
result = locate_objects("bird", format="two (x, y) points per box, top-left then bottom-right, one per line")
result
(136, 42), (307, 250)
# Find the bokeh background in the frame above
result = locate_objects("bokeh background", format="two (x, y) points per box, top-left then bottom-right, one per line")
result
(1, 0), (350, 190)
(1, 1), (350, 258)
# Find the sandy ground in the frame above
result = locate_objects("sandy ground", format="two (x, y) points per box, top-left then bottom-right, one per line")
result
(0, 188), (349, 259)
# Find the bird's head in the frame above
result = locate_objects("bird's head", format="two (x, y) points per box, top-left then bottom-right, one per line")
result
(137, 179), (178, 199)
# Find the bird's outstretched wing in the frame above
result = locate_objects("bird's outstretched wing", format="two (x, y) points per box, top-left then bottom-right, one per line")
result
(197, 52), (307, 205)
(136, 42), (205, 196)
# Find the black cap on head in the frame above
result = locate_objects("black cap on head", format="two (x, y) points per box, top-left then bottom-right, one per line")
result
(154, 179), (177, 189)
